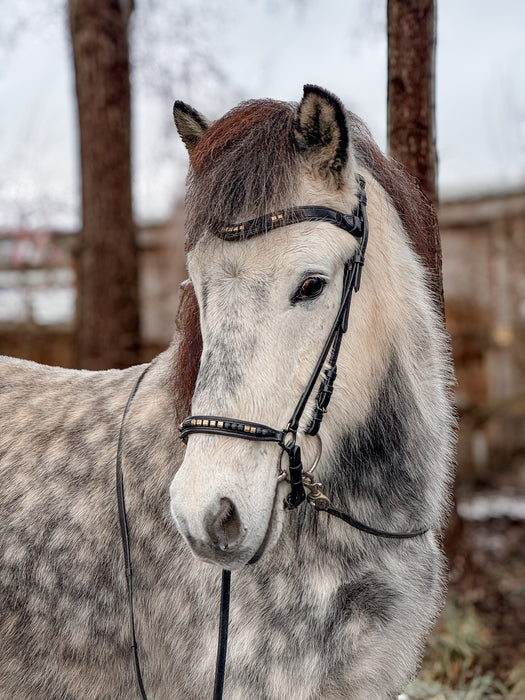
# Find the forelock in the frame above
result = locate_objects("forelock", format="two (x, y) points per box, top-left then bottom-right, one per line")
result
(182, 99), (436, 271)
(185, 100), (299, 250)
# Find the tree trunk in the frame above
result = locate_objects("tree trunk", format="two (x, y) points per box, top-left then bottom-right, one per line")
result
(69, 0), (140, 369)
(387, 0), (443, 309)
(388, 1), (461, 555)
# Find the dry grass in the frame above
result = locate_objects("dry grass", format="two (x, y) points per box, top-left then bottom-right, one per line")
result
(402, 602), (525, 699)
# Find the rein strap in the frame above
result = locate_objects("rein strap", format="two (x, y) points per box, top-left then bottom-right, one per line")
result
(116, 362), (154, 700)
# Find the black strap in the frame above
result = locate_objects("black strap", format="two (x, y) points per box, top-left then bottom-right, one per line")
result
(116, 363), (153, 700)
(288, 185), (368, 434)
(180, 416), (283, 444)
(283, 443), (306, 510)
(288, 249), (362, 434)
(305, 262), (352, 436)
(117, 365), (233, 700)
(313, 501), (429, 539)
(216, 205), (365, 241)
(213, 569), (232, 700)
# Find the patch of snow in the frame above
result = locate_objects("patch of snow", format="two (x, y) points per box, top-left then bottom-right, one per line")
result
(458, 494), (525, 521)
(31, 287), (75, 325)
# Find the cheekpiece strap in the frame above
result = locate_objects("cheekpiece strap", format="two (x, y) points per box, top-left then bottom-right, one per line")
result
(216, 206), (365, 241)
(289, 176), (369, 435)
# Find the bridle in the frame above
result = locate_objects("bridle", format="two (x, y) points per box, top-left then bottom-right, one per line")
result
(116, 174), (429, 700)
(179, 173), (427, 538)
(180, 174), (369, 512)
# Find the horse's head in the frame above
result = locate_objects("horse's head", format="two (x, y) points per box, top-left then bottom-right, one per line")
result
(170, 87), (369, 569)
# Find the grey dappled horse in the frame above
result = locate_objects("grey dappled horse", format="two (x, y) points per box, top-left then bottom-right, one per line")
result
(0, 86), (455, 699)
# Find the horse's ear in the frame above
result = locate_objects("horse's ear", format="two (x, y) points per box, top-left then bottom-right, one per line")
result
(293, 85), (349, 180)
(173, 101), (210, 151)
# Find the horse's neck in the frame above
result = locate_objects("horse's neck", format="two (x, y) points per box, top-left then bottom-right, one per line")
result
(311, 173), (451, 531)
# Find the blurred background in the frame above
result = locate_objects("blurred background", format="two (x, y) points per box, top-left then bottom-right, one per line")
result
(1, 0), (524, 696)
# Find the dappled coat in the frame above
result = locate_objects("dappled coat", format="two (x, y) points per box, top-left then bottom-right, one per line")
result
(0, 86), (454, 700)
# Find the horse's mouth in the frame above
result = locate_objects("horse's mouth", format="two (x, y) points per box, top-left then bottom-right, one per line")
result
(173, 469), (286, 569)
(247, 481), (283, 565)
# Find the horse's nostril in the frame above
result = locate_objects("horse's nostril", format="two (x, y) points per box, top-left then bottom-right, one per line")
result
(205, 497), (243, 551)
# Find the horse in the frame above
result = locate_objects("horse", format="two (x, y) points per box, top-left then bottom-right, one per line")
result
(0, 85), (455, 699)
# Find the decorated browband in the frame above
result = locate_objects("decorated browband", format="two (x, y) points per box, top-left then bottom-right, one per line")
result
(216, 205), (366, 241)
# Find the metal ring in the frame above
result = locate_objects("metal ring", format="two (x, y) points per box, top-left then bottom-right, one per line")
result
(281, 424), (297, 450)
(277, 449), (290, 483)
(306, 434), (323, 475)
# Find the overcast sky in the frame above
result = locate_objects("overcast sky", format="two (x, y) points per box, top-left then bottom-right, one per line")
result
(0, 0), (524, 230)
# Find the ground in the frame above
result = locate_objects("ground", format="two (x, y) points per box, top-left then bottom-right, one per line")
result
(405, 472), (525, 699)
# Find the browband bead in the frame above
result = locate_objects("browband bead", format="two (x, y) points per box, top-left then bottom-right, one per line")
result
(179, 416), (284, 444)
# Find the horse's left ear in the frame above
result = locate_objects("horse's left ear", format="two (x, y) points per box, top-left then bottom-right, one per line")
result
(173, 101), (210, 151)
(293, 85), (349, 180)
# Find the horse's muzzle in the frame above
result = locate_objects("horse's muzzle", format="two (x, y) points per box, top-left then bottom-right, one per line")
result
(171, 491), (257, 567)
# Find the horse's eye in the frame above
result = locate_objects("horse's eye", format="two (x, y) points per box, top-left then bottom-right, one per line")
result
(292, 276), (326, 303)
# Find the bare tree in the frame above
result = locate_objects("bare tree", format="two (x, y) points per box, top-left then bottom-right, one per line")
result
(387, 0), (463, 556)
(69, 0), (140, 369)
(387, 0), (443, 308)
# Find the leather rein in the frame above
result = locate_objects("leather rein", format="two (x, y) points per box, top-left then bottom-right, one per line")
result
(116, 174), (428, 700)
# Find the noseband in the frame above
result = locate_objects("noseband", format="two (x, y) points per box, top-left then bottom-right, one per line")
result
(117, 174), (428, 700)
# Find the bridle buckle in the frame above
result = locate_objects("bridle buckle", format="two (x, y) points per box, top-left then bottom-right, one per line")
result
(302, 472), (331, 509)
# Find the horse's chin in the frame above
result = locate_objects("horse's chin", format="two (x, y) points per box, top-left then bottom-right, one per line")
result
(185, 541), (254, 570)
(247, 484), (285, 565)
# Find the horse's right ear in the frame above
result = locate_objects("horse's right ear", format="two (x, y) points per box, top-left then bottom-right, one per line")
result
(173, 101), (210, 151)
(292, 85), (349, 182)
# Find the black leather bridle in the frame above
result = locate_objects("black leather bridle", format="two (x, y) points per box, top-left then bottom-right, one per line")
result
(179, 174), (427, 540)
(180, 174), (369, 512)
(117, 174), (428, 700)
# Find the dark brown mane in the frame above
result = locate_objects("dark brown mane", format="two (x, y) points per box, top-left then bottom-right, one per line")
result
(176, 100), (438, 407)
(347, 110), (440, 296)
(172, 282), (202, 414)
